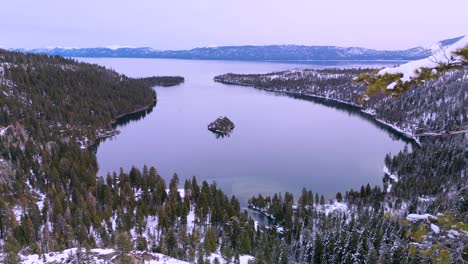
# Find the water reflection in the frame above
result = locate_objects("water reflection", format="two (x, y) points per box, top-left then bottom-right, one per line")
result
(112, 101), (156, 128)
(212, 132), (233, 139)
(244, 208), (274, 226)
(270, 91), (416, 145)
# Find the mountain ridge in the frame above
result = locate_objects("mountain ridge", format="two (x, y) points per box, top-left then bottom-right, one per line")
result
(11, 36), (464, 62)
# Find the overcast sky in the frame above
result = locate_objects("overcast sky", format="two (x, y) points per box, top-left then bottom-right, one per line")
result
(1, 0), (466, 50)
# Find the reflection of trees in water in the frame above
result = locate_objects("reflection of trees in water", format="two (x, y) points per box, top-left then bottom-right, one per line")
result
(112, 102), (156, 129)
(90, 102), (156, 153)
(279, 92), (415, 145)
(214, 132), (232, 139)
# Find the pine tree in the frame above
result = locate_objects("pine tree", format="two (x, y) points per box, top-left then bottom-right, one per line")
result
(204, 227), (217, 256)
(3, 234), (20, 264)
(319, 195), (325, 205)
(136, 236), (148, 251)
(313, 234), (323, 264)
(367, 246), (379, 264)
(116, 231), (133, 255)
(166, 228), (178, 257)
(336, 192), (343, 202)
(197, 254), (205, 264)
(278, 243), (289, 264)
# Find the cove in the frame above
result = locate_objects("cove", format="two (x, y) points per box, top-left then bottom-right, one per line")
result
(81, 58), (408, 204)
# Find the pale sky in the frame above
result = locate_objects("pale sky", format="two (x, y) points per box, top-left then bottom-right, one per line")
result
(1, 0), (466, 50)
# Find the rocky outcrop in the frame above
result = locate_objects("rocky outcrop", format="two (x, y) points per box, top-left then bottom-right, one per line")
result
(208, 116), (235, 136)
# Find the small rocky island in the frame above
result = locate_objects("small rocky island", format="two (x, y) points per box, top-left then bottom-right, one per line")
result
(208, 116), (235, 136)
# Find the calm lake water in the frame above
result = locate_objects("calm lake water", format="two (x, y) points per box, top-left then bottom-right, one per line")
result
(81, 58), (408, 204)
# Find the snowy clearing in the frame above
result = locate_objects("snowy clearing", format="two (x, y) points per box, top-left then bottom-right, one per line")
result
(318, 201), (348, 215)
(14, 248), (253, 264)
(406, 213), (436, 222)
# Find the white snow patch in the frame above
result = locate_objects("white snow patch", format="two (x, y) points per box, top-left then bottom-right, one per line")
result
(0, 125), (11, 136)
(19, 248), (111, 264)
(418, 196), (436, 202)
(90, 248), (115, 255)
(208, 253), (254, 264)
(105, 45), (137, 50)
(186, 209), (196, 232)
(383, 166), (399, 182)
(430, 224), (440, 234)
(386, 81), (397, 90)
(13, 205), (24, 221)
(448, 229), (460, 237)
(383, 165), (399, 192)
(17, 248), (193, 264)
(276, 226), (284, 234)
(406, 213), (436, 222)
(379, 36), (468, 83)
(142, 252), (190, 264)
(318, 201), (348, 215)
(165, 188), (185, 198)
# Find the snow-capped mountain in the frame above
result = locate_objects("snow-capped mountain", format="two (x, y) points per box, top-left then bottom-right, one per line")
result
(11, 36), (464, 61)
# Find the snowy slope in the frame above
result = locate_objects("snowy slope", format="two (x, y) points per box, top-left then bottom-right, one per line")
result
(14, 249), (190, 264)
(11, 248), (253, 264)
(379, 35), (467, 85)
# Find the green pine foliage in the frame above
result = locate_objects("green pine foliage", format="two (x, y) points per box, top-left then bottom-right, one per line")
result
(354, 45), (468, 98)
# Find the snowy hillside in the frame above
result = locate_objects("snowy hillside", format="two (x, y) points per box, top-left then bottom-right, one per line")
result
(6, 248), (253, 264)
(379, 35), (468, 86)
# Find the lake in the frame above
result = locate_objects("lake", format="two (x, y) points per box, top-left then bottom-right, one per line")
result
(81, 58), (408, 204)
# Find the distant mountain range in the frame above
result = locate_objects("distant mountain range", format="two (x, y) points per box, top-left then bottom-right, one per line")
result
(12, 36), (464, 62)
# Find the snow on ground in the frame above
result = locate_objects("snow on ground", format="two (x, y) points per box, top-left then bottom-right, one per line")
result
(406, 213), (436, 222)
(373, 116), (419, 144)
(144, 253), (190, 264)
(19, 248), (111, 264)
(430, 223), (440, 234)
(379, 36), (467, 85)
(418, 196), (436, 202)
(90, 248), (115, 255)
(186, 209), (196, 232)
(386, 183), (393, 193)
(165, 188), (186, 198)
(25, 177), (47, 212)
(0, 125), (11, 136)
(15, 248), (251, 264)
(18, 248), (189, 264)
(318, 201), (348, 215)
(276, 226), (284, 234)
(447, 229), (461, 238)
(208, 253), (254, 264)
(383, 165), (399, 192)
(13, 205), (23, 221)
(383, 166), (398, 182)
